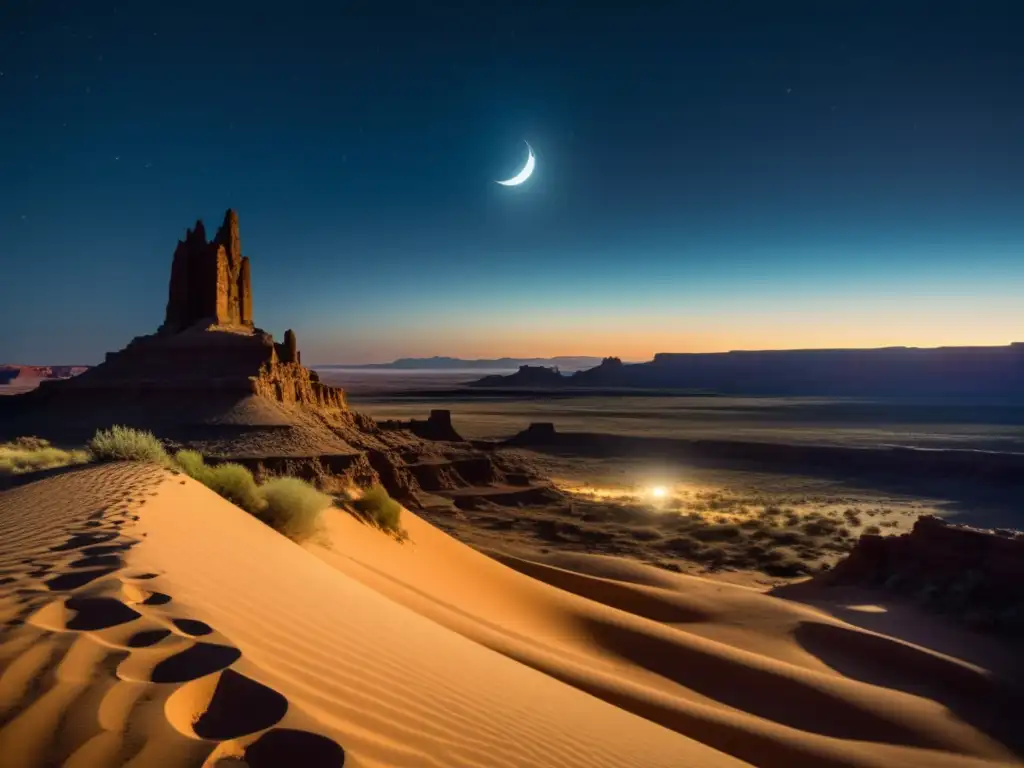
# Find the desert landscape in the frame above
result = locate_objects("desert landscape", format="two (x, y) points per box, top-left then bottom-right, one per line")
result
(1, 211), (1022, 768)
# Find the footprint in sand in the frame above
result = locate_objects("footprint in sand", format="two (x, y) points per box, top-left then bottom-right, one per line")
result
(207, 728), (347, 767)
(122, 583), (172, 607)
(66, 597), (142, 632)
(167, 668), (289, 740)
(10, 513), (348, 766)
(45, 568), (121, 591)
(125, 629), (172, 648)
(67, 554), (123, 569)
(172, 618), (213, 636)
(242, 729), (346, 767)
(49, 531), (120, 552)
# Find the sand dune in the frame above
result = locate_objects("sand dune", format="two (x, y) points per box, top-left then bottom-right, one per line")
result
(1, 464), (1021, 767)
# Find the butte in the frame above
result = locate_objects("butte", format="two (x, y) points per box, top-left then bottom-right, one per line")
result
(0, 210), (528, 499)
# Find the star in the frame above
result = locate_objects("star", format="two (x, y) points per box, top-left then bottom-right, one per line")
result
(114, 156), (120, 161)
(785, 87), (792, 94)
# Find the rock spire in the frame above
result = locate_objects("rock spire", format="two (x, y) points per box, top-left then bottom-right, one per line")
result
(162, 209), (253, 333)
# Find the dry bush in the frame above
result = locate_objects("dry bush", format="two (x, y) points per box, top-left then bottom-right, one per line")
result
(89, 426), (170, 465)
(173, 449), (209, 481)
(0, 439), (90, 475)
(352, 485), (404, 533)
(205, 463), (265, 515)
(259, 477), (333, 541)
(172, 449), (263, 514)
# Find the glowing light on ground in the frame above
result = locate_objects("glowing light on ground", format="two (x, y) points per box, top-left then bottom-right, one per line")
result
(649, 486), (668, 499)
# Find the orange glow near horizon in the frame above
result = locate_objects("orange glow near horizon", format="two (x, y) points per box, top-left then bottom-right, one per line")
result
(307, 305), (1024, 364)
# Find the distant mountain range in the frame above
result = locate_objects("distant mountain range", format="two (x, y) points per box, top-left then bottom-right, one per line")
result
(0, 364), (89, 384)
(471, 345), (1024, 398)
(318, 356), (606, 372)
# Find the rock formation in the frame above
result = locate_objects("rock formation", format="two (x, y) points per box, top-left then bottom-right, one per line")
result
(0, 210), (533, 508)
(820, 515), (1024, 635)
(379, 409), (464, 442)
(17, 210), (346, 416)
(280, 329), (299, 364)
(506, 422), (558, 444)
(472, 365), (567, 388)
(473, 346), (1024, 396)
(162, 209), (253, 333)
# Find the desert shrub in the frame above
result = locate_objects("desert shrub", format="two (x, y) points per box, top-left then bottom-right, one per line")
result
(11, 436), (51, 451)
(766, 529), (803, 546)
(690, 523), (743, 542)
(864, 524), (882, 535)
(662, 536), (707, 558)
(0, 439), (90, 475)
(764, 559), (811, 577)
(801, 518), (838, 537)
(259, 477), (333, 541)
(352, 485), (403, 533)
(630, 527), (663, 541)
(89, 426), (169, 465)
(203, 462), (265, 515)
(173, 449), (210, 482)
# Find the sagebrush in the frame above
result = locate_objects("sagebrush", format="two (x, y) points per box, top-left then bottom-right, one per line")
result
(206, 463), (265, 515)
(0, 437), (90, 476)
(259, 477), (333, 541)
(173, 450), (331, 539)
(89, 426), (170, 465)
(352, 485), (404, 533)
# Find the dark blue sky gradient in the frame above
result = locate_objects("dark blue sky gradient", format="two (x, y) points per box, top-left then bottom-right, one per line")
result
(2, 1), (1023, 363)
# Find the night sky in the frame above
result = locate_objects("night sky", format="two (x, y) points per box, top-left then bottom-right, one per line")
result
(2, 1), (1023, 364)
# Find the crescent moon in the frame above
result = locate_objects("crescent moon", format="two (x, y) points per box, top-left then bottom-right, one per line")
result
(495, 142), (535, 186)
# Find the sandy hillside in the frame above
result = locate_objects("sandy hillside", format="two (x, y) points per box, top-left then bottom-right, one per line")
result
(0, 464), (1021, 768)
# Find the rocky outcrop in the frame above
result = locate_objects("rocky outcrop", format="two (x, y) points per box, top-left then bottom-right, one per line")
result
(0, 365), (87, 384)
(14, 210), (346, 416)
(506, 422), (558, 444)
(280, 329), (299, 364)
(472, 365), (567, 388)
(377, 409), (463, 442)
(471, 346), (1024, 396)
(0, 210), (527, 512)
(821, 515), (1024, 635)
(162, 209), (253, 333)
(252, 360), (346, 410)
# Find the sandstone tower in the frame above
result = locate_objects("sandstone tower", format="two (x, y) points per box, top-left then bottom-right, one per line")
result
(162, 209), (253, 333)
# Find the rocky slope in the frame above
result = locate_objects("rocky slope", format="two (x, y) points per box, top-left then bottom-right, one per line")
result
(0, 210), (539, 504)
(816, 515), (1024, 635)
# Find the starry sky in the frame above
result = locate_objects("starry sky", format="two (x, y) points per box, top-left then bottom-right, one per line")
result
(2, 1), (1023, 365)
